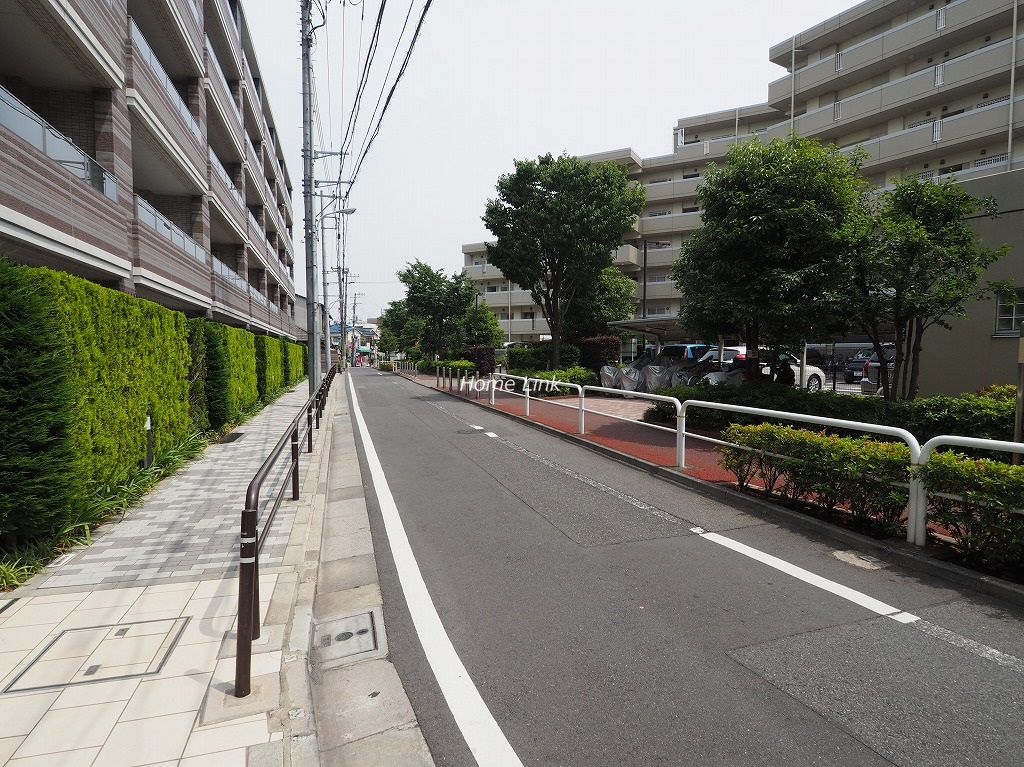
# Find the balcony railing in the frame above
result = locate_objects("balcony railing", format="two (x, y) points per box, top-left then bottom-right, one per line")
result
(213, 256), (248, 291)
(130, 19), (202, 142)
(1, 84), (118, 201)
(136, 195), (206, 263)
(249, 284), (269, 306)
(209, 147), (244, 208)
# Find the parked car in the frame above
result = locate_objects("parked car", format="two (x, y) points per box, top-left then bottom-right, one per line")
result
(859, 348), (897, 395)
(699, 349), (825, 392)
(659, 344), (716, 364)
(843, 349), (875, 383)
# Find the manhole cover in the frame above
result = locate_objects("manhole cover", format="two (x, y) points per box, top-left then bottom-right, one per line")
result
(3, 617), (188, 693)
(312, 612), (377, 663)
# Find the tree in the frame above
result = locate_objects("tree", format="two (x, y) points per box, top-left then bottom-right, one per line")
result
(379, 300), (409, 338)
(562, 266), (638, 340)
(377, 328), (398, 361)
(848, 176), (1009, 400)
(465, 302), (505, 349)
(670, 134), (871, 377)
(482, 153), (646, 367)
(397, 260), (476, 358)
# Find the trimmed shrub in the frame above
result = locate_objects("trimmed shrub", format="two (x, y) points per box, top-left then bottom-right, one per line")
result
(579, 335), (621, 372)
(255, 335), (284, 401)
(204, 322), (229, 430)
(919, 451), (1024, 571)
(417, 359), (476, 375)
(186, 318), (209, 433)
(223, 326), (258, 418)
(466, 346), (496, 376)
(721, 424), (910, 534)
(506, 366), (598, 396)
(378, 362), (394, 372)
(21, 266), (190, 486)
(282, 339), (306, 385)
(0, 258), (80, 543)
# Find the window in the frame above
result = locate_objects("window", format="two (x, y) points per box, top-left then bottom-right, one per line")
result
(521, 311), (535, 320)
(647, 210), (671, 217)
(996, 289), (1024, 335)
(647, 305), (670, 316)
(835, 51), (843, 72)
(647, 240), (672, 250)
(645, 177), (671, 185)
(486, 285), (497, 292)
(647, 274), (667, 283)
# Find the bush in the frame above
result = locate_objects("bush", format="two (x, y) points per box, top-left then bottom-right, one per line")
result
(644, 383), (1013, 444)
(255, 335), (284, 401)
(721, 424), (910, 534)
(204, 322), (229, 430)
(919, 451), (1024, 572)
(282, 339), (306, 385)
(507, 366), (598, 396)
(186, 318), (209, 433)
(418, 359), (477, 375)
(466, 346), (496, 376)
(579, 335), (621, 372)
(21, 265), (190, 486)
(378, 362), (394, 372)
(0, 258), (80, 544)
(223, 326), (258, 418)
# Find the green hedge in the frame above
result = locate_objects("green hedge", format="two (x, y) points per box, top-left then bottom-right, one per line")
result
(0, 258), (79, 542)
(507, 342), (581, 371)
(721, 424), (910, 532)
(204, 322), (230, 430)
(504, 366), (598, 396)
(186, 318), (209, 433)
(418, 359), (476, 375)
(282, 339), (306, 385)
(21, 266), (190, 486)
(223, 326), (258, 418)
(255, 335), (284, 400)
(645, 384), (1013, 443)
(919, 451), (1024, 571)
(721, 423), (1024, 575)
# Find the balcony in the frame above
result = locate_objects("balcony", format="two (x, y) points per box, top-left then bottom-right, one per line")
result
(613, 244), (639, 268)
(208, 148), (246, 234)
(128, 20), (206, 187)
(644, 176), (701, 202)
(639, 211), (702, 237)
(768, 0), (1009, 109)
(204, 39), (244, 159)
(134, 195), (210, 307)
(206, 0), (242, 80)
(0, 87), (129, 278)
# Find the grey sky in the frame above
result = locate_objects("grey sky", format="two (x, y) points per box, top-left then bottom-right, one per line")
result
(245, 0), (857, 323)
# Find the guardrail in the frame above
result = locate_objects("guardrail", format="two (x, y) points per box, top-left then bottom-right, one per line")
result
(235, 366), (337, 697)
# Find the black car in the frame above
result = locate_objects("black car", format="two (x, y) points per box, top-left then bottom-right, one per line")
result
(843, 349), (874, 383)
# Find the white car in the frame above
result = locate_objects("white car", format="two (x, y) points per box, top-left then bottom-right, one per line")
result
(700, 349), (826, 392)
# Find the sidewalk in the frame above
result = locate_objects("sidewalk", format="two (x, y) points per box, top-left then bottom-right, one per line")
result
(0, 375), (432, 766)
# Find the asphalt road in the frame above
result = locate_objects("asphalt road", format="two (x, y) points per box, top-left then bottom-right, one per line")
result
(348, 368), (1024, 767)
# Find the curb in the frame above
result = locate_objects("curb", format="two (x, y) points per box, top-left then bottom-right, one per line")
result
(394, 372), (1024, 610)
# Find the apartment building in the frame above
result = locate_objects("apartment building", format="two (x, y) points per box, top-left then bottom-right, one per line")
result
(462, 242), (552, 344)
(0, 0), (299, 338)
(465, 0), (1024, 393)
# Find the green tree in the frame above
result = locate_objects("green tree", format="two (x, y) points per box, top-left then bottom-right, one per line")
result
(377, 328), (398, 361)
(379, 300), (409, 338)
(849, 176), (1009, 400)
(397, 260), (475, 358)
(400, 316), (426, 357)
(670, 135), (871, 376)
(563, 266), (637, 340)
(464, 302), (505, 348)
(482, 153), (646, 367)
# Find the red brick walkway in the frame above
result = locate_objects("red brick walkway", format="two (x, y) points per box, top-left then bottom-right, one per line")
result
(409, 372), (736, 485)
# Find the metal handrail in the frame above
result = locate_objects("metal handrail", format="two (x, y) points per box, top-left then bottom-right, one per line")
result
(235, 365), (337, 697)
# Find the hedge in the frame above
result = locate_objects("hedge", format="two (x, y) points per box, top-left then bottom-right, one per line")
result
(283, 339), (306, 385)
(223, 325), (258, 418)
(721, 424), (909, 532)
(255, 334), (284, 401)
(466, 346), (496, 376)
(21, 266), (190, 486)
(579, 335), (621, 372)
(0, 258), (79, 542)
(645, 384), (1014, 444)
(503, 366), (598, 396)
(186, 318), (209, 433)
(508, 342), (581, 371)
(721, 423), (1024, 576)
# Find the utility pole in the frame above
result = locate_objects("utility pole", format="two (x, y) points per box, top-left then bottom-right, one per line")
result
(350, 291), (363, 365)
(320, 196), (331, 373)
(301, 0), (318, 394)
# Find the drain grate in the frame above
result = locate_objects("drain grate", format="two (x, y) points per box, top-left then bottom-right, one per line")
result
(220, 432), (244, 443)
(3, 617), (189, 693)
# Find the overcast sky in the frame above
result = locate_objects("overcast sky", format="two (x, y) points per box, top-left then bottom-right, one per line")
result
(245, 0), (857, 323)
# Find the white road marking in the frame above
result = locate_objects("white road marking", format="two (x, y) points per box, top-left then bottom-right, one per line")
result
(691, 528), (1024, 673)
(485, 432), (498, 438)
(347, 376), (524, 766)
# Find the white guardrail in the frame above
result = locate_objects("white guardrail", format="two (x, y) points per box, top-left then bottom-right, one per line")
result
(391, 367), (1024, 548)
